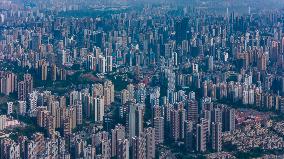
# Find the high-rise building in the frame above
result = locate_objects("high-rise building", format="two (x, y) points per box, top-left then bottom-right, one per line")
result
(257, 53), (267, 71)
(84, 145), (96, 159)
(101, 139), (111, 159)
(94, 95), (105, 122)
(0, 138), (21, 159)
(131, 136), (146, 159)
(117, 139), (129, 159)
(0, 115), (6, 130)
(222, 108), (235, 132)
(165, 68), (176, 92)
(211, 108), (222, 124)
(106, 55), (113, 72)
(0, 14), (4, 23)
(185, 120), (194, 152)
(255, 92), (262, 107)
(46, 115), (55, 135)
(49, 101), (61, 128)
(144, 127), (155, 159)
(41, 63), (48, 81)
(135, 83), (146, 104)
(149, 87), (160, 107)
(98, 55), (106, 73)
(196, 118), (208, 152)
(153, 117), (164, 144)
(82, 92), (91, 119)
(170, 108), (185, 141)
(7, 102), (13, 115)
(75, 138), (84, 158)
(127, 102), (137, 140)
(248, 89), (255, 105)
(75, 100), (83, 125)
(18, 101), (27, 115)
(31, 33), (42, 52)
(271, 40), (279, 63)
(127, 84), (135, 100)
(18, 74), (33, 101)
(60, 96), (66, 108)
(0, 72), (17, 95)
(86, 55), (96, 71)
(68, 106), (77, 129)
(211, 122), (222, 152)
(24, 74), (33, 95)
(18, 81), (25, 101)
(135, 104), (145, 137)
(92, 83), (104, 97)
(280, 96), (284, 113)
(29, 91), (38, 116)
(51, 64), (57, 81)
(104, 80), (115, 106)
(70, 90), (81, 106)
(63, 116), (71, 137)
(127, 103), (145, 140)
(187, 99), (198, 124)
(58, 50), (67, 66)
(206, 55), (214, 72)
(59, 68), (66, 80)
(111, 124), (125, 157)
(121, 89), (130, 105)
(242, 90), (248, 105)
(36, 107), (49, 128)
(153, 105), (162, 118)
(202, 81), (208, 98)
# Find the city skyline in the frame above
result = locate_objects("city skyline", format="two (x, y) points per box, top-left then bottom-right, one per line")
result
(0, 0), (284, 159)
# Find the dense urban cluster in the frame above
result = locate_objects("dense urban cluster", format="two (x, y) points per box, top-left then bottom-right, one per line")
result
(1, 0), (284, 158)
